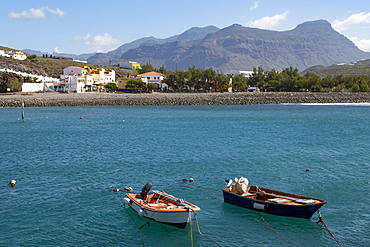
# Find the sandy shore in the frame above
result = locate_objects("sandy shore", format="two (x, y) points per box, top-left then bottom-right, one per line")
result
(1, 92), (370, 107)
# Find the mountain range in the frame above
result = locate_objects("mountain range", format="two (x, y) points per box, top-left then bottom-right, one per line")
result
(24, 20), (370, 73)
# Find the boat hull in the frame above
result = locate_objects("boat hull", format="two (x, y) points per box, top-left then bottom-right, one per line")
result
(128, 201), (192, 228)
(125, 193), (200, 228)
(223, 187), (326, 219)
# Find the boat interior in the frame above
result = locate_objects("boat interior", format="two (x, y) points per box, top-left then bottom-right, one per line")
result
(229, 185), (324, 205)
(132, 190), (198, 210)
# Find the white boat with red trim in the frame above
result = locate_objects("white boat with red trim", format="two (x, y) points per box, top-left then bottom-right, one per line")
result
(123, 182), (201, 228)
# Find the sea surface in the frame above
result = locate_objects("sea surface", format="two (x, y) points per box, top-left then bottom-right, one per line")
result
(0, 104), (369, 247)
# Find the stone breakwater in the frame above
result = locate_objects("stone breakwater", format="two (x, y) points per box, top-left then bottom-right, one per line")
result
(1, 92), (370, 107)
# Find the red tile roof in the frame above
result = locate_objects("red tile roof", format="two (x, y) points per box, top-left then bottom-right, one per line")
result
(138, 71), (163, 76)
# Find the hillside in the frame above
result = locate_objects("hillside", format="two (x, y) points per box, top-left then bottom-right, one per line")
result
(0, 55), (134, 78)
(87, 25), (220, 65)
(0, 52), (135, 92)
(302, 59), (370, 76)
(84, 20), (370, 73)
(23, 49), (95, 61)
(114, 20), (370, 73)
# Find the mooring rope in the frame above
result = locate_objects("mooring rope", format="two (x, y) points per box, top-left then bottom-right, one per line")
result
(193, 181), (294, 246)
(189, 210), (194, 247)
(114, 193), (147, 247)
(259, 213), (292, 247)
(0, 193), (13, 216)
(192, 209), (221, 247)
(316, 210), (343, 247)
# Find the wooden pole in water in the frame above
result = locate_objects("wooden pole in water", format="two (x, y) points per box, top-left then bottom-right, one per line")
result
(21, 102), (25, 121)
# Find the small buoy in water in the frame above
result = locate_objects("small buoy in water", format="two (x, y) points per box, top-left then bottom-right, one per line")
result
(124, 187), (133, 191)
(306, 169), (310, 172)
(9, 180), (16, 187)
(182, 178), (188, 181)
(189, 178), (194, 182)
(80, 117), (83, 119)
(112, 188), (120, 192)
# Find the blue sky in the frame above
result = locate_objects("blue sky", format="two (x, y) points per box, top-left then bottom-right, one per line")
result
(2, 0), (370, 54)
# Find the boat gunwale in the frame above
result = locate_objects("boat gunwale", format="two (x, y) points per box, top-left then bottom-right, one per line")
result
(222, 187), (327, 207)
(126, 193), (201, 212)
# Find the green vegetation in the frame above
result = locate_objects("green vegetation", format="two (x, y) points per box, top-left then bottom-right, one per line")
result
(147, 83), (158, 92)
(163, 66), (231, 92)
(6, 77), (23, 91)
(147, 64), (370, 92)
(104, 82), (118, 92)
(126, 79), (146, 89)
(244, 66), (370, 92)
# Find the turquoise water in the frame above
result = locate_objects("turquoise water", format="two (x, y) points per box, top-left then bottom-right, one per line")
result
(0, 104), (369, 247)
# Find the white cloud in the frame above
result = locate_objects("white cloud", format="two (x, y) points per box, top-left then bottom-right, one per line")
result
(8, 7), (65, 19)
(54, 47), (65, 54)
(9, 8), (46, 19)
(250, 1), (259, 11)
(74, 33), (121, 52)
(247, 11), (289, 29)
(349, 37), (370, 52)
(74, 34), (91, 42)
(332, 12), (370, 32)
(45, 8), (65, 18)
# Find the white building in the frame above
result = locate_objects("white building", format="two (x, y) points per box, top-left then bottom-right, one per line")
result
(119, 61), (141, 70)
(22, 82), (55, 92)
(239, 71), (254, 78)
(138, 71), (167, 90)
(59, 66), (116, 93)
(12, 51), (27, 60)
(0, 50), (27, 60)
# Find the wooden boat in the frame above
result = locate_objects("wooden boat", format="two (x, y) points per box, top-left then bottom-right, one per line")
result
(124, 182), (201, 228)
(223, 181), (327, 219)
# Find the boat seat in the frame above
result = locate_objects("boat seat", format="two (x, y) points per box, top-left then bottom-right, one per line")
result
(267, 198), (291, 203)
(295, 199), (317, 204)
(147, 203), (167, 207)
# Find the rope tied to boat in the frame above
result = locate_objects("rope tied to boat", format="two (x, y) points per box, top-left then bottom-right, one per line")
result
(259, 213), (292, 247)
(191, 209), (221, 247)
(114, 193), (148, 247)
(315, 210), (343, 247)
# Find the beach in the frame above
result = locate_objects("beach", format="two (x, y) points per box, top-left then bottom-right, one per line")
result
(1, 91), (370, 107)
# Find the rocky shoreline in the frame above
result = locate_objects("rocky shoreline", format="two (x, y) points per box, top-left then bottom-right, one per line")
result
(1, 92), (370, 107)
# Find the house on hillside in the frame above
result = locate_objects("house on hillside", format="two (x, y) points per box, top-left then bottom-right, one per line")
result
(119, 61), (141, 70)
(12, 51), (27, 60)
(239, 71), (253, 78)
(0, 50), (27, 60)
(137, 71), (167, 91)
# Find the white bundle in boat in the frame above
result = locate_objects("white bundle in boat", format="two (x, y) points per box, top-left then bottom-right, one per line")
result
(230, 177), (249, 194)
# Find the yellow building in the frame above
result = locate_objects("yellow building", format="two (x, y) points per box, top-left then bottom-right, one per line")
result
(119, 61), (141, 70)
